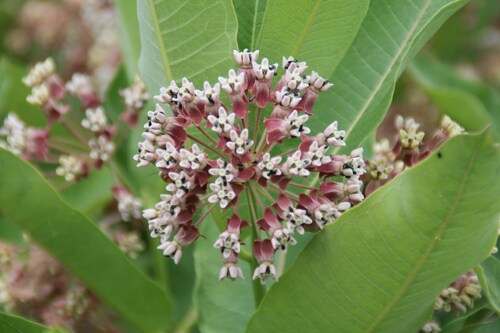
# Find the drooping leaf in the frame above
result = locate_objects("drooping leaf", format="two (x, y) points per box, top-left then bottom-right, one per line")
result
(476, 256), (500, 313)
(193, 218), (254, 333)
(308, 0), (470, 155)
(0, 312), (49, 333)
(246, 130), (500, 333)
(232, 0), (267, 50)
(137, 0), (238, 93)
(256, 0), (369, 77)
(408, 53), (500, 135)
(0, 148), (173, 333)
(113, 0), (141, 80)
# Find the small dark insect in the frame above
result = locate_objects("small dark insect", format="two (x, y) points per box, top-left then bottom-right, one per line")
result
(437, 152), (442, 158)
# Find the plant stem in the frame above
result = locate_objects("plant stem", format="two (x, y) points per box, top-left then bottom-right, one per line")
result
(187, 133), (229, 160)
(174, 306), (197, 333)
(142, 194), (171, 292)
(288, 181), (317, 191)
(254, 184), (276, 203)
(60, 118), (88, 146)
(246, 186), (261, 241)
(149, 236), (170, 289)
(195, 125), (218, 146)
(255, 129), (267, 154)
(268, 184), (300, 202)
(47, 142), (80, 155)
(250, 183), (265, 212)
(252, 108), (262, 151)
(277, 248), (287, 278)
(195, 203), (217, 226)
(245, 186), (266, 307)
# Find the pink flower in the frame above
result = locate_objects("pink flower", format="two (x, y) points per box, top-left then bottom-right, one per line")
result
(257, 209), (296, 251)
(252, 58), (278, 108)
(219, 70), (249, 118)
(265, 110), (310, 144)
(252, 239), (277, 284)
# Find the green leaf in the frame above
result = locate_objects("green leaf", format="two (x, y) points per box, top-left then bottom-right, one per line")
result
(103, 65), (128, 123)
(193, 218), (254, 333)
(113, 0), (141, 80)
(246, 130), (500, 333)
(60, 167), (115, 217)
(43, 328), (68, 333)
(0, 148), (173, 333)
(0, 213), (24, 244)
(256, 0), (369, 77)
(0, 58), (45, 126)
(137, 0), (238, 93)
(0, 312), (47, 333)
(232, 0), (267, 50)
(408, 53), (500, 135)
(308, 0), (470, 154)
(440, 299), (492, 333)
(476, 256), (500, 313)
(458, 317), (500, 333)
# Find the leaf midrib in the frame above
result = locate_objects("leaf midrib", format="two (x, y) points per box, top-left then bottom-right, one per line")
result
(292, 0), (323, 58)
(365, 135), (482, 332)
(306, 0), (431, 189)
(338, 0), (432, 149)
(148, 0), (173, 81)
(250, 0), (261, 50)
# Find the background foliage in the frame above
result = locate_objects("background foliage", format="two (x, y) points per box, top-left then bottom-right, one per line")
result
(0, 0), (499, 332)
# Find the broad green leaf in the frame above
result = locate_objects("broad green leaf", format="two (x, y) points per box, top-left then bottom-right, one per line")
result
(0, 213), (23, 244)
(308, 0), (470, 155)
(0, 149), (173, 333)
(0, 312), (47, 333)
(113, 0), (141, 80)
(232, 0), (267, 50)
(246, 130), (500, 333)
(194, 218), (254, 333)
(256, 0), (369, 77)
(137, 0), (238, 93)
(476, 256), (500, 313)
(408, 53), (500, 135)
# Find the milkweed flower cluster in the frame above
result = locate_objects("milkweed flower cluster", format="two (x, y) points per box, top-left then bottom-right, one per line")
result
(1, 58), (147, 259)
(137, 50), (366, 283)
(434, 270), (481, 314)
(2, 58), (148, 185)
(0, 242), (121, 332)
(364, 115), (465, 195)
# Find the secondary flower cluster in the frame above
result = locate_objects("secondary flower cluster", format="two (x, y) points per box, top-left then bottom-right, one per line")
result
(137, 50), (366, 283)
(0, 242), (121, 332)
(364, 115), (465, 196)
(1, 58), (147, 257)
(435, 270), (482, 314)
